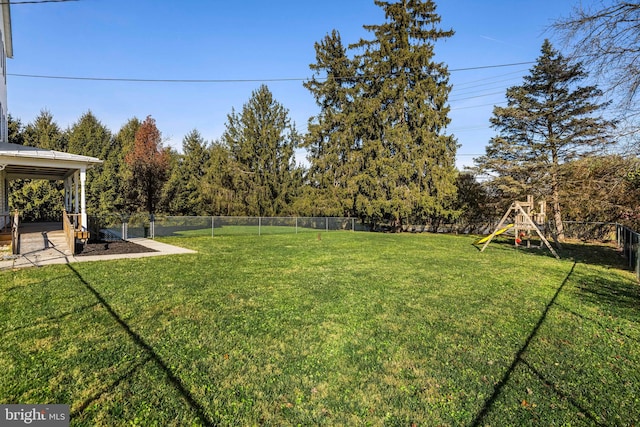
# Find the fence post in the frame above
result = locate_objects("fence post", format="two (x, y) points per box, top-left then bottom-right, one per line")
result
(326, 217), (329, 232)
(295, 217), (298, 234)
(212, 216), (214, 238)
(259, 217), (261, 236)
(628, 228), (633, 270)
(636, 233), (640, 281)
(352, 218), (355, 232)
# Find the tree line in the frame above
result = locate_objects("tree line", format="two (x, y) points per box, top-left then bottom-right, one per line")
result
(7, 0), (640, 234)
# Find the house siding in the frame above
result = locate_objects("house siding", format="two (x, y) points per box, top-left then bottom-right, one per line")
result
(0, 170), (9, 227)
(0, 3), (8, 143)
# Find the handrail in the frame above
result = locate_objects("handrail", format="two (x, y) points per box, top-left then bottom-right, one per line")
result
(63, 210), (77, 255)
(11, 210), (19, 255)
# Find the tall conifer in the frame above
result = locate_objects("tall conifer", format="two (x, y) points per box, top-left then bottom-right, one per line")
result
(222, 85), (300, 216)
(475, 40), (614, 241)
(306, 0), (458, 230)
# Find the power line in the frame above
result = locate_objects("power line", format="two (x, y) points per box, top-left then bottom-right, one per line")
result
(7, 60), (536, 84)
(1, 0), (79, 4)
(7, 73), (304, 83)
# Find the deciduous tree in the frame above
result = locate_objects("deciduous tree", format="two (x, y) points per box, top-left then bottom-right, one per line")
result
(559, 155), (640, 229)
(554, 2), (640, 108)
(125, 115), (170, 215)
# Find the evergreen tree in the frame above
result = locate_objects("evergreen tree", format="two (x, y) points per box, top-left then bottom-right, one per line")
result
(162, 129), (210, 215)
(66, 111), (117, 216)
(125, 116), (170, 215)
(353, 0), (458, 231)
(23, 110), (67, 151)
(201, 142), (237, 215)
(475, 40), (615, 241)
(114, 118), (141, 214)
(304, 30), (358, 216)
(221, 85), (300, 216)
(7, 114), (25, 146)
(305, 0), (458, 230)
(10, 111), (66, 221)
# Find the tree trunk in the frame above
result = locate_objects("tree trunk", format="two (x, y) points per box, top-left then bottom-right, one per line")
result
(551, 173), (565, 242)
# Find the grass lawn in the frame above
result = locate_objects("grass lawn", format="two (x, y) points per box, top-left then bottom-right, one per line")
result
(1, 232), (639, 426)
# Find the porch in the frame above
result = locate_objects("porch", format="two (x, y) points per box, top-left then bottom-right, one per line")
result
(9, 222), (72, 265)
(0, 142), (102, 254)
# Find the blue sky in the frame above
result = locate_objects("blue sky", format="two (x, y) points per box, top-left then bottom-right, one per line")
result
(7, 0), (578, 168)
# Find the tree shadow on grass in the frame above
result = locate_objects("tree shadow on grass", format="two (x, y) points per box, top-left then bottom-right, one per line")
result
(469, 263), (595, 426)
(470, 248), (640, 425)
(556, 241), (630, 271)
(66, 264), (217, 426)
(477, 237), (631, 272)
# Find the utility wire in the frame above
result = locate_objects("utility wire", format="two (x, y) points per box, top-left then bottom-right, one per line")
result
(7, 60), (536, 84)
(1, 0), (79, 4)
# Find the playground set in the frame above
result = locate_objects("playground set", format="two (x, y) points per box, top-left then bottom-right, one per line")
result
(475, 195), (560, 259)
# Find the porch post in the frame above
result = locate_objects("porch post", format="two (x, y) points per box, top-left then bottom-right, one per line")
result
(80, 166), (87, 230)
(74, 170), (80, 214)
(64, 175), (72, 212)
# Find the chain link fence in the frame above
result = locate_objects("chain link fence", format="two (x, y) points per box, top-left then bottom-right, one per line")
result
(87, 214), (640, 279)
(616, 224), (640, 280)
(88, 215), (367, 240)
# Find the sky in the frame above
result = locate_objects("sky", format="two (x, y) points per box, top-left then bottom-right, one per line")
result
(7, 0), (581, 169)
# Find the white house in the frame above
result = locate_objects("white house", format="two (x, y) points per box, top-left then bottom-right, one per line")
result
(0, 0), (102, 251)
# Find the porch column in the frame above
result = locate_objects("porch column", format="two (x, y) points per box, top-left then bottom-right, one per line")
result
(64, 175), (72, 212)
(80, 166), (87, 230)
(0, 165), (6, 213)
(74, 170), (80, 214)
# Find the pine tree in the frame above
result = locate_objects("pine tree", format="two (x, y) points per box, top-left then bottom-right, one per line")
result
(475, 40), (615, 241)
(114, 118), (141, 214)
(221, 85), (300, 216)
(23, 110), (67, 151)
(162, 129), (210, 215)
(305, 0), (458, 230)
(66, 111), (117, 216)
(7, 114), (25, 146)
(355, 0), (458, 231)
(201, 142), (237, 215)
(10, 111), (66, 220)
(304, 30), (358, 216)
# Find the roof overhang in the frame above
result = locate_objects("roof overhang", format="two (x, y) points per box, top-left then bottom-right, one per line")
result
(0, 143), (102, 180)
(2, 0), (12, 59)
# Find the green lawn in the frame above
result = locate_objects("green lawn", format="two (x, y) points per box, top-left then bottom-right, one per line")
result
(1, 232), (638, 426)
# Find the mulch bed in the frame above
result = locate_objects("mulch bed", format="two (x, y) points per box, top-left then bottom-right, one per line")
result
(75, 240), (157, 256)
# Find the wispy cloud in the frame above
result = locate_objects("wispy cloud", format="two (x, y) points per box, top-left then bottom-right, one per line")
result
(480, 35), (520, 48)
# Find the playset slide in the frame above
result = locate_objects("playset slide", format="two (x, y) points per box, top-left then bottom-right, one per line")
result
(474, 224), (514, 245)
